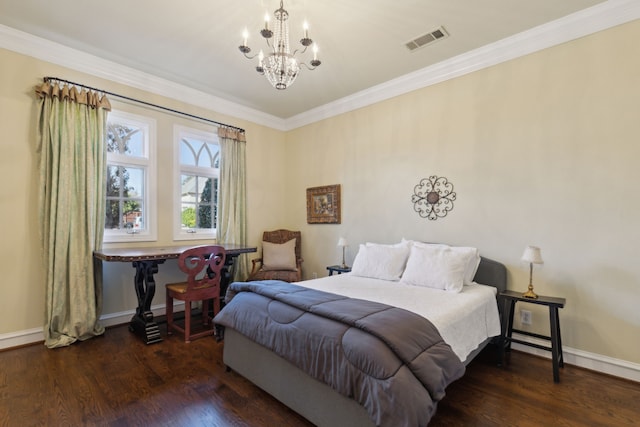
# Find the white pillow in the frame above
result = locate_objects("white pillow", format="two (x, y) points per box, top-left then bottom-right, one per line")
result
(366, 241), (409, 248)
(404, 241), (480, 285)
(458, 246), (481, 284)
(400, 244), (472, 292)
(261, 238), (297, 271)
(350, 242), (411, 281)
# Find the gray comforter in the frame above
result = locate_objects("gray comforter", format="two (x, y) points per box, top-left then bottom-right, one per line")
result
(214, 280), (465, 427)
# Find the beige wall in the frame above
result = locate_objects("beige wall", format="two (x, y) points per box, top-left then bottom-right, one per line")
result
(285, 20), (640, 364)
(0, 48), (288, 335)
(1, 20), (639, 366)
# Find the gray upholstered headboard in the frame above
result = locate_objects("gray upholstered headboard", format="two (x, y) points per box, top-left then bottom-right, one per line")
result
(473, 256), (507, 295)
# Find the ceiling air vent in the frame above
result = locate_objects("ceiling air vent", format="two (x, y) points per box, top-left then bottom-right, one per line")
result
(405, 26), (448, 52)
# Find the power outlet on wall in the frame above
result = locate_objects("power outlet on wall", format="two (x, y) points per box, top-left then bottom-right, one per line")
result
(312, 272), (317, 279)
(520, 309), (532, 325)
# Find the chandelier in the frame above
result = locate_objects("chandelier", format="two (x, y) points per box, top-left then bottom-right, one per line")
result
(239, 0), (321, 90)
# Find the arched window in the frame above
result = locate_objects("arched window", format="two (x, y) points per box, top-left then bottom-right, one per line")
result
(174, 125), (220, 240)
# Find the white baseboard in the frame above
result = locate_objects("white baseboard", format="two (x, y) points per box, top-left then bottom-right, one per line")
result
(0, 327), (44, 350)
(511, 333), (640, 383)
(0, 302), (183, 350)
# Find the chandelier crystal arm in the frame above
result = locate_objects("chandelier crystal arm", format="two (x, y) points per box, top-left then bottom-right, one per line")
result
(290, 45), (309, 57)
(239, 48), (261, 61)
(299, 62), (320, 71)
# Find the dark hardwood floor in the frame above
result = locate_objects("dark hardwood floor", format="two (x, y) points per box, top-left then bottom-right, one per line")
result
(0, 323), (638, 426)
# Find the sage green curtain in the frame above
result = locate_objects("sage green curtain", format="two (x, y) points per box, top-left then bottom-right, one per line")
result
(35, 81), (111, 348)
(217, 127), (249, 281)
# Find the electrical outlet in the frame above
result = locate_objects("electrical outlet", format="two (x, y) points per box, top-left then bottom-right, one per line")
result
(520, 309), (532, 325)
(312, 272), (317, 279)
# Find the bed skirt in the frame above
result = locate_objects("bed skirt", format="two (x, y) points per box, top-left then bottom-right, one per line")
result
(223, 327), (374, 427)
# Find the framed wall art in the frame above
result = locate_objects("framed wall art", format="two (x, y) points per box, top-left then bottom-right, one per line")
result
(306, 184), (341, 224)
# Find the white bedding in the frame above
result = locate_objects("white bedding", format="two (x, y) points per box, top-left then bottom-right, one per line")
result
(296, 273), (501, 362)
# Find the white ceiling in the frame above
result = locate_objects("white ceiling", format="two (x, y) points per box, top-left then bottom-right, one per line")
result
(0, 0), (621, 120)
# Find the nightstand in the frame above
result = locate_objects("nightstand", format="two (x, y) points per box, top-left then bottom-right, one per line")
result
(326, 265), (351, 276)
(499, 290), (566, 382)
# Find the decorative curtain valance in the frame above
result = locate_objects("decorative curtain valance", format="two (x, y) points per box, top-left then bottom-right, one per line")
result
(35, 80), (112, 110)
(217, 126), (246, 141)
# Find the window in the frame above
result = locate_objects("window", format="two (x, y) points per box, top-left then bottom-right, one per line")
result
(104, 111), (157, 242)
(174, 125), (220, 240)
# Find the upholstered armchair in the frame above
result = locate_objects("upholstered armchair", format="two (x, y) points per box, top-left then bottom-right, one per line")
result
(247, 229), (303, 282)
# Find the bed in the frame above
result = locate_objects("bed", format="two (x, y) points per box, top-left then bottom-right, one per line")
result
(214, 241), (507, 427)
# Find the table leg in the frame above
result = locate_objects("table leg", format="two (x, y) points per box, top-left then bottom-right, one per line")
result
(549, 306), (562, 382)
(555, 307), (564, 368)
(130, 260), (164, 344)
(211, 253), (240, 341)
(499, 298), (516, 366)
(218, 253), (242, 308)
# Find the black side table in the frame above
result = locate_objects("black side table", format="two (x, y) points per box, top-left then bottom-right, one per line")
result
(326, 265), (351, 276)
(499, 290), (566, 382)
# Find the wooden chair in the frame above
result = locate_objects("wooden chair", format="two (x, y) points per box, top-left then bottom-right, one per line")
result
(247, 230), (303, 282)
(165, 245), (226, 343)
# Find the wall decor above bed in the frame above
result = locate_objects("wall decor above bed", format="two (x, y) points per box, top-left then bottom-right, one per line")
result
(306, 184), (341, 224)
(412, 176), (456, 220)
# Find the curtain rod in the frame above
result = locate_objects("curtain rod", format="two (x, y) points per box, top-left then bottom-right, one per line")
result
(43, 76), (245, 133)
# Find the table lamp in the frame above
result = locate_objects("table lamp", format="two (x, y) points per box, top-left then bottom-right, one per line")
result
(337, 237), (348, 268)
(521, 246), (543, 299)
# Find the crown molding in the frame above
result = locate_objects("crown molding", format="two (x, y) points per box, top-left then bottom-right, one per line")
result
(0, 23), (288, 131)
(2, 1), (639, 132)
(285, 0), (640, 130)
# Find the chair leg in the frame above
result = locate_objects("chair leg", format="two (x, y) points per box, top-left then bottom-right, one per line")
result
(166, 292), (173, 335)
(202, 300), (210, 326)
(184, 300), (191, 343)
(213, 297), (220, 318)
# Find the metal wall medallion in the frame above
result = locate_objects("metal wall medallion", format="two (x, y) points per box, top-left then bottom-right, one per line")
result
(411, 176), (456, 220)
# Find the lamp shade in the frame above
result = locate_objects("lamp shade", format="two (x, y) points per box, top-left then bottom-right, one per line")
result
(521, 246), (543, 264)
(337, 237), (348, 247)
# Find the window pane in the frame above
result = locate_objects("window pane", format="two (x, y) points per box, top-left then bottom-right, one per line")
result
(126, 131), (144, 157)
(123, 201), (144, 231)
(125, 168), (144, 198)
(181, 174), (197, 230)
(180, 138), (219, 168)
(106, 165), (121, 197)
(107, 123), (144, 157)
(181, 204), (196, 228)
(181, 174), (196, 204)
(197, 176), (213, 229)
(105, 166), (145, 231)
(180, 174), (217, 230)
(105, 200), (120, 229)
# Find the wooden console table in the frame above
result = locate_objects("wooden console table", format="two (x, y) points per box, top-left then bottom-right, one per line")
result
(94, 244), (256, 344)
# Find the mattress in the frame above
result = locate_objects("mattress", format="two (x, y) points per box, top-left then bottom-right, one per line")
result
(295, 273), (501, 362)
